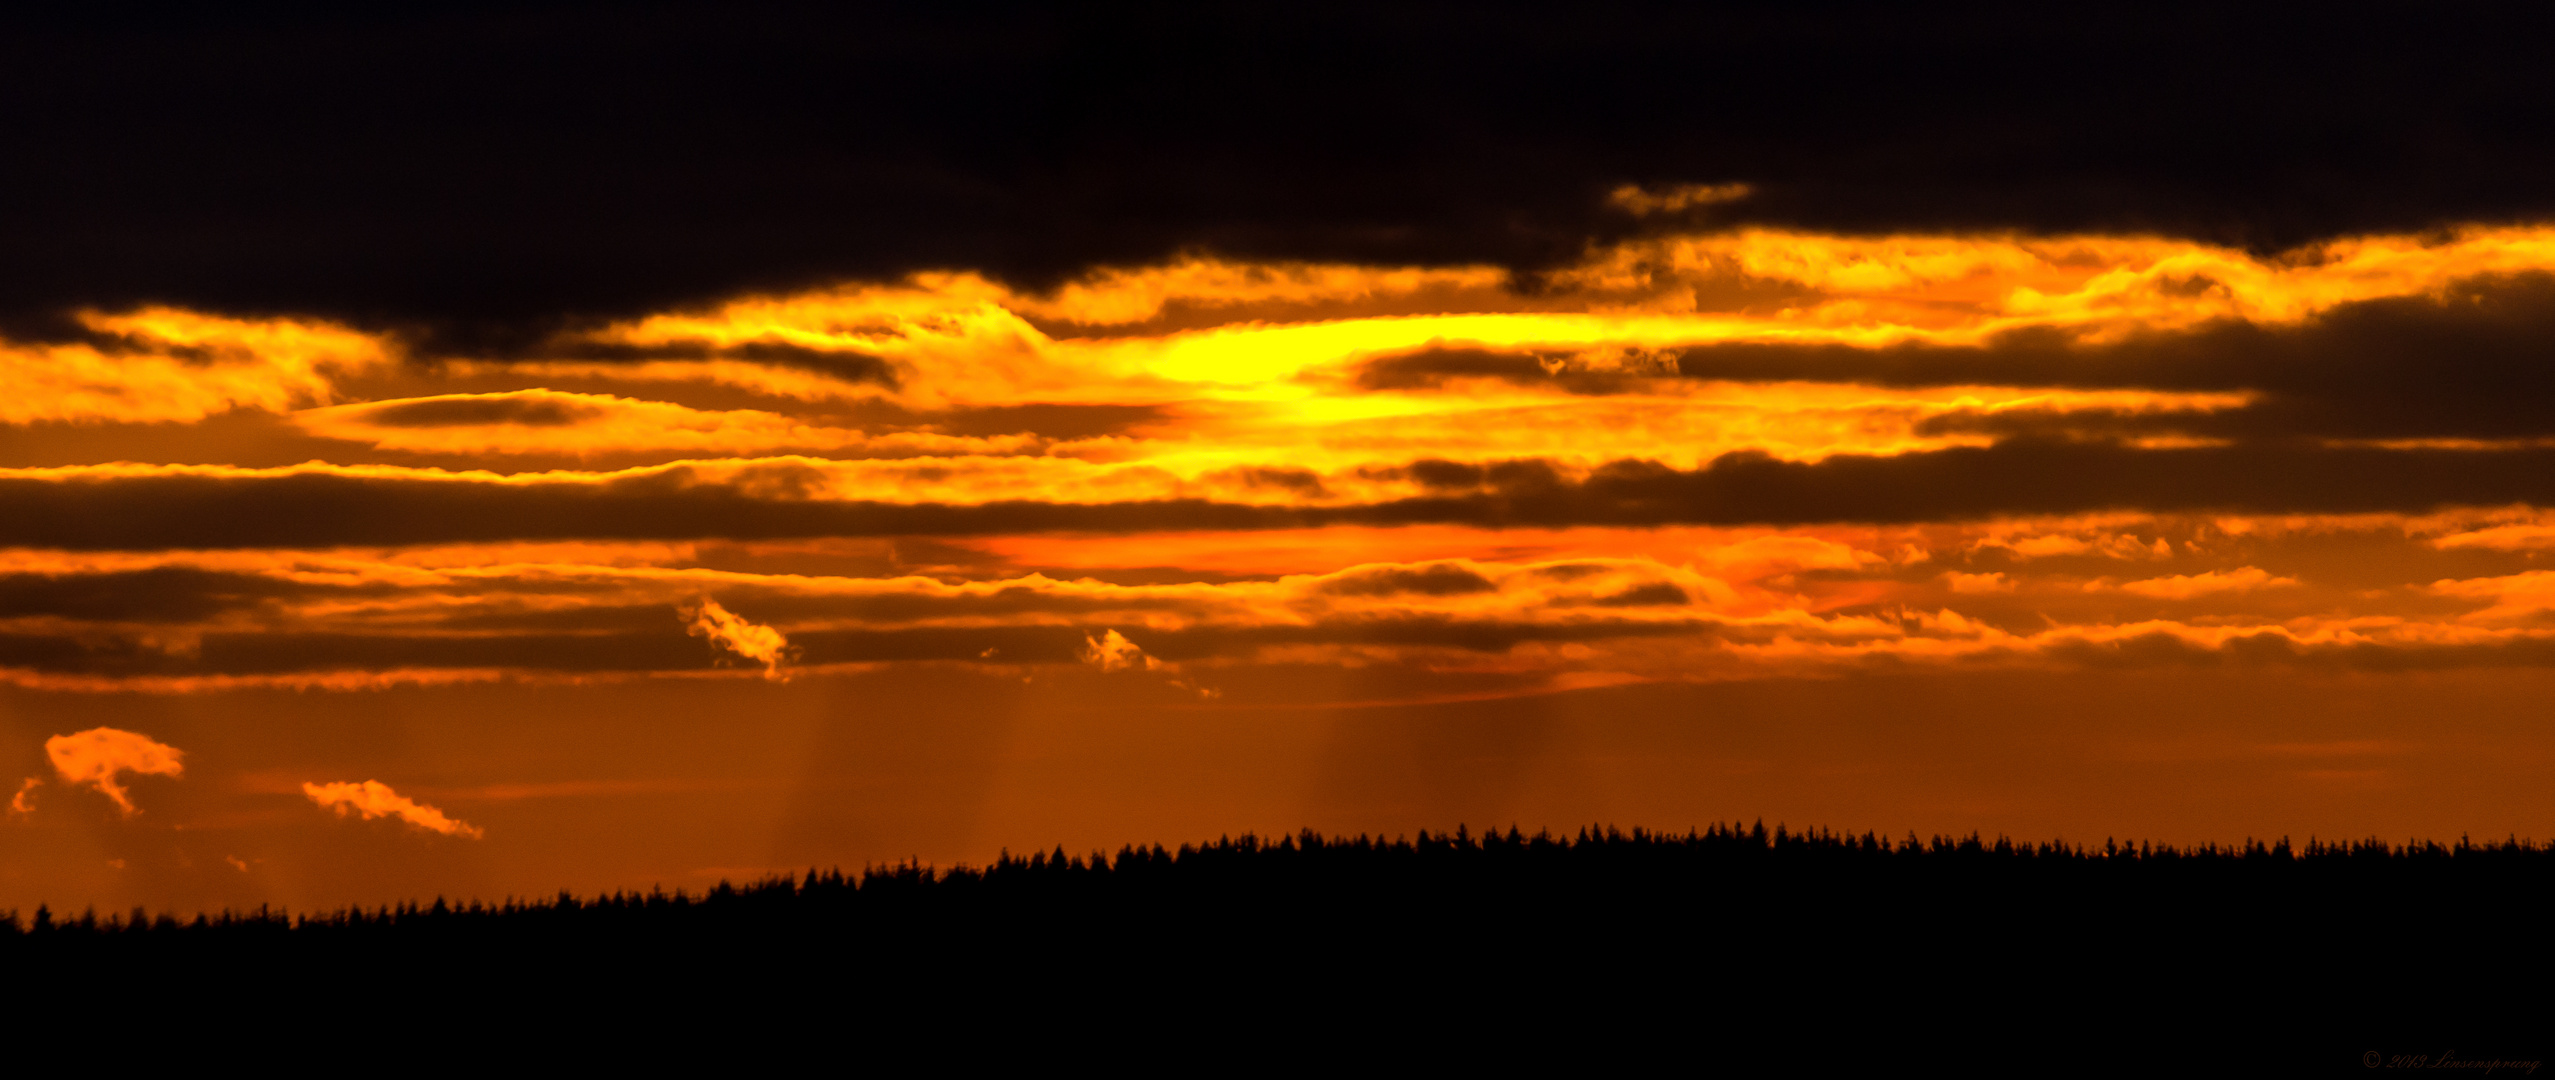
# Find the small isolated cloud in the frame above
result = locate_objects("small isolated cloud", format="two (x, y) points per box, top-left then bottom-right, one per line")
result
(1081, 629), (1216, 697)
(8, 778), (37, 816)
(1607, 182), (1751, 215)
(45, 727), (185, 816)
(2433, 523), (2555, 552)
(1081, 629), (1166, 672)
(302, 780), (484, 839)
(2111, 567), (2297, 600)
(1943, 571), (2016, 594)
(679, 598), (795, 680)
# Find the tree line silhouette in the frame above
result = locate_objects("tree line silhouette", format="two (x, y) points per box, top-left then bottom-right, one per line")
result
(3, 824), (2543, 1070)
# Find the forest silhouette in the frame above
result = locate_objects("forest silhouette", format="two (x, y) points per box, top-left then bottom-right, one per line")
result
(3, 824), (2543, 1069)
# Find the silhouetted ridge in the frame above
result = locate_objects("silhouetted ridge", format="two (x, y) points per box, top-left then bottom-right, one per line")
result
(11, 823), (2552, 939)
(4, 825), (2545, 1069)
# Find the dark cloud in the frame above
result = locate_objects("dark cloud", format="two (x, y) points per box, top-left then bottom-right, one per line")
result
(0, 471), (1300, 549)
(1355, 349), (1551, 391)
(13, 602), (2555, 678)
(365, 397), (596, 428)
(1592, 583), (1690, 608)
(1218, 467), (1331, 498)
(1906, 272), (2555, 441)
(923, 404), (1167, 440)
(7, 3), (2555, 342)
(204, 630), (714, 675)
(792, 626), (1091, 666)
(1359, 273), (2555, 444)
(1354, 348), (1658, 396)
(0, 617), (1705, 676)
(1391, 459), (1569, 494)
(24, 423), (2555, 548)
(1319, 565), (1499, 598)
(0, 632), (124, 672)
(0, 567), (367, 622)
(1383, 442), (2555, 526)
(1133, 618), (1710, 661)
(756, 588), (1191, 624)
(2037, 631), (2555, 674)
(544, 340), (899, 388)
(17, 438), (2555, 551)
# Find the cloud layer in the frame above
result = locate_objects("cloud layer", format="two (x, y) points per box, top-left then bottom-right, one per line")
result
(2, 226), (2555, 707)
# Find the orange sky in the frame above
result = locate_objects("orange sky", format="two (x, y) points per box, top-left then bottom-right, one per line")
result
(10, 225), (2555, 914)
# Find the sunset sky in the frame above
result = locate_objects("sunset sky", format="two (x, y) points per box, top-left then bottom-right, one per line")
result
(8, 3), (2555, 914)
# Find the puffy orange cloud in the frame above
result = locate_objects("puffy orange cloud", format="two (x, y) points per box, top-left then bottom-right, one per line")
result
(44, 727), (185, 816)
(302, 780), (484, 838)
(1081, 629), (1166, 672)
(680, 598), (793, 679)
(8, 778), (37, 816)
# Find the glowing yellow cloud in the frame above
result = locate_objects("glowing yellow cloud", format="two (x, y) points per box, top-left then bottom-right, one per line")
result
(0, 308), (388, 423)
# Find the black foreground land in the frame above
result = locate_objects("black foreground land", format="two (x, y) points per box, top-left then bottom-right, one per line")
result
(4, 825), (2545, 1071)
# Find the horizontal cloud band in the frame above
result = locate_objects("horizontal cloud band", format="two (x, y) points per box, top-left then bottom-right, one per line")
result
(18, 623), (2555, 687)
(10, 443), (2555, 549)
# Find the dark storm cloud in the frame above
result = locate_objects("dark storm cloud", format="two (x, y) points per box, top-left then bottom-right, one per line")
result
(8, 3), (2555, 344)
